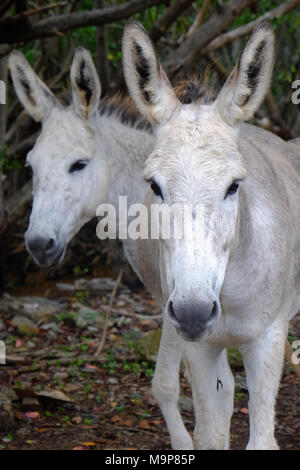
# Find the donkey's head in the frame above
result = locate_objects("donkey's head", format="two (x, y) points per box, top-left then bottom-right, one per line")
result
(123, 21), (274, 341)
(9, 48), (105, 266)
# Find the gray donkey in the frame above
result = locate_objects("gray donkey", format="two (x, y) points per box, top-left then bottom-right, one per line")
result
(123, 21), (300, 449)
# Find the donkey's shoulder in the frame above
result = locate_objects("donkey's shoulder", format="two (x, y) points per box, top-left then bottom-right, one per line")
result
(238, 123), (300, 175)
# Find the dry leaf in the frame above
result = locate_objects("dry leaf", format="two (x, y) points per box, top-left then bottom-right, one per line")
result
(139, 419), (151, 429)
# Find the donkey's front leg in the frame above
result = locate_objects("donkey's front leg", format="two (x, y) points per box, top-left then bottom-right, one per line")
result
(239, 319), (288, 450)
(184, 342), (234, 449)
(152, 319), (194, 450)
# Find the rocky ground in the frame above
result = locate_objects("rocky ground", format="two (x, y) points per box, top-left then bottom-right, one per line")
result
(0, 273), (299, 450)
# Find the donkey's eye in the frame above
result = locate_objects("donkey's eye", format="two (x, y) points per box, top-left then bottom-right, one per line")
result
(149, 179), (163, 200)
(225, 181), (240, 199)
(69, 160), (88, 173)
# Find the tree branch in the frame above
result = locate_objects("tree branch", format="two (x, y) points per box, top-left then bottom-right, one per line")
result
(203, 0), (300, 54)
(163, 0), (258, 77)
(186, 0), (212, 38)
(0, 3), (67, 28)
(149, 0), (194, 43)
(0, 0), (167, 45)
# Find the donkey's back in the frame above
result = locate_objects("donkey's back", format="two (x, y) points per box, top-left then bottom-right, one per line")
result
(238, 123), (300, 321)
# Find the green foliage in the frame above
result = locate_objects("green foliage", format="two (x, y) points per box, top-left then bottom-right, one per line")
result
(0, 145), (21, 172)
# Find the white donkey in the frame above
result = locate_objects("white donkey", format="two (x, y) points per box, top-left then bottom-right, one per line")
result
(123, 21), (300, 449)
(9, 47), (153, 272)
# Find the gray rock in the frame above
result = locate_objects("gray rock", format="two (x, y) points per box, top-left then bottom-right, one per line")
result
(137, 329), (162, 362)
(11, 316), (39, 336)
(0, 294), (63, 322)
(75, 304), (105, 328)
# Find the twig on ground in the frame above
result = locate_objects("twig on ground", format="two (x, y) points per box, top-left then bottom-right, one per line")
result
(96, 269), (124, 356)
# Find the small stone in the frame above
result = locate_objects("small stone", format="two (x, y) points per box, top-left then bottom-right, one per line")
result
(41, 322), (60, 332)
(75, 304), (105, 328)
(53, 372), (68, 380)
(107, 377), (118, 385)
(137, 329), (162, 362)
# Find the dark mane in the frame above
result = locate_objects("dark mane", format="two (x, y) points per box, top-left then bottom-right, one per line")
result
(58, 90), (152, 133)
(174, 74), (216, 105)
(98, 93), (153, 133)
(58, 75), (215, 129)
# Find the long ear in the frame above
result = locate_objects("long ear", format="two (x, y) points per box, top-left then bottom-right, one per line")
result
(70, 47), (101, 119)
(9, 50), (57, 122)
(216, 22), (275, 127)
(122, 20), (179, 124)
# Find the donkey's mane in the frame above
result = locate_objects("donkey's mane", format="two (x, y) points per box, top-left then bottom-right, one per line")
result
(59, 75), (214, 131)
(174, 74), (216, 105)
(98, 93), (153, 132)
(59, 90), (153, 133)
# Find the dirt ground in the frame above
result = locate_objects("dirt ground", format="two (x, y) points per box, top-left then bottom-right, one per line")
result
(0, 271), (299, 451)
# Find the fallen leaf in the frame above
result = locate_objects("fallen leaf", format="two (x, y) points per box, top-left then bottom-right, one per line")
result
(81, 442), (96, 446)
(72, 416), (82, 425)
(152, 420), (161, 427)
(111, 415), (120, 423)
(119, 418), (134, 427)
(73, 446), (85, 450)
(240, 408), (249, 414)
(37, 390), (72, 402)
(139, 419), (151, 429)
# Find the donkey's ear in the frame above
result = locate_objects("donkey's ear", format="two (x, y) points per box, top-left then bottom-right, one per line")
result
(122, 21), (179, 124)
(70, 47), (101, 119)
(216, 22), (275, 127)
(9, 50), (57, 122)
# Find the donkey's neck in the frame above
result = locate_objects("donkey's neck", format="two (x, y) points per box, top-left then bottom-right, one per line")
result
(94, 113), (152, 210)
(92, 113), (153, 272)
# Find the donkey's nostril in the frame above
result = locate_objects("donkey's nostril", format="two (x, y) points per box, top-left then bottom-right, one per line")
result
(46, 238), (55, 251)
(167, 297), (220, 341)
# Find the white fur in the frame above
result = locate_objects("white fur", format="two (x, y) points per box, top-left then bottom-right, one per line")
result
(124, 21), (300, 450)
(9, 48), (152, 269)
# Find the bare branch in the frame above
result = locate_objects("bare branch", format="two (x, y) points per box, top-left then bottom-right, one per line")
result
(0, 2), (67, 28)
(164, 0), (258, 77)
(0, 0), (14, 17)
(96, 269), (124, 356)
(0, 0), (167, 45)
(203, 0), (300, 54)
(186, 0), (212, 38)
(149, 0), (194, 43)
